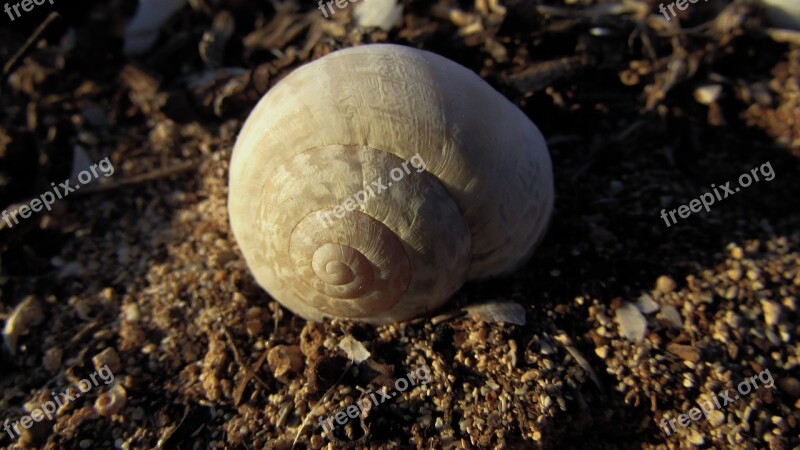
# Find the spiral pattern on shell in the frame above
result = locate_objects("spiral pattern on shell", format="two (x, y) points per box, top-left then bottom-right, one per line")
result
(229, 44), (554, 324)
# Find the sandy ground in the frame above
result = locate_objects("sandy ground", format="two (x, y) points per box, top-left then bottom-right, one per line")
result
(1, 0), (799, 449)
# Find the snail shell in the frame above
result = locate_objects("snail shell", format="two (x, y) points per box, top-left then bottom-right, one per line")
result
(228, 44), (554, 324)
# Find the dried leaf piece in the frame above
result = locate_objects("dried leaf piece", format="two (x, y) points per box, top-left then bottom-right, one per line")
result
(3, 296), (44, 355)
(199, 10), (235, 68)
(464, 302), (526, 325)
(338, 335), (371, 364)
(666, 343), (701, 363)
(615, 302), (646, 341)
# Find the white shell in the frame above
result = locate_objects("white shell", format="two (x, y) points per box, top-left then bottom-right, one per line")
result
(761, 0), (800, 30)
(228, 44), (554, 324)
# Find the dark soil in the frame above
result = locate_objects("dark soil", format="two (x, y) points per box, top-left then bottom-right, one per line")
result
(1, 1), (799, 449)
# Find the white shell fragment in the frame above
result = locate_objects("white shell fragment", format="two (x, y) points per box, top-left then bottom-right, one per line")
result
(659, 305), (683, 329)
(3, 296), (44, 355)
(761, 0), (800, 30)
(338, 335), (371, 363)
(354, 0), (404, 31)
(615, 302), (647, 341)
(693, 84), (723, 106)
(94, 384), (127, 416)
(636, 294), (660, 314)
(465, 302), (526, 326)
(124, 0), (188, 55)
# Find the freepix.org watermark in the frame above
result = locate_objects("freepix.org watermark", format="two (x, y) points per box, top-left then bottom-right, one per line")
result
(660, 161), (775, 227)
(317, 0), (355, 18)
(657, 0), (709, 22)
(4, 0), (55, 22)
(1, 156), (114, 229)
(316, 153), (427, 228)
(660, 368), (775, 436)
(3, 365), (115, 440)
(319, 365), (431, 434)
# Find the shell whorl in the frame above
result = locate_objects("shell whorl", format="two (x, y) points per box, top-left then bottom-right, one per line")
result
(248, 144), (471, 323)
(228, 44), (554, 324)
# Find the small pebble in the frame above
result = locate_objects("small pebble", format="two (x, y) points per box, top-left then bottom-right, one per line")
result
(761, 300), (782, 327)
(95, 384), (127, 416)
(727, 267), (742, 281)
(709, 410), (726, 427)
(688, 431), (705, 445)
(637, 294), (660, 314)
(43, 347), (63, 372)
(267, 345), (304, 382)
(655, 275), (676, 294)
(777, 377), (800, 398)
(93, 347), (122, 374)
(123, 304), (141, 322)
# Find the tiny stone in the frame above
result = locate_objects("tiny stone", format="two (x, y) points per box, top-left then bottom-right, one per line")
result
(782, 296), (797, 311)
(636, 294), (660, 314)
(123, 303), (140, 322)
(655, 275), (676, 293)
(595, 346), (608, 359)
(730, 246), (744, 259)
(93, 347), (122, 374)
(761, 300), (782, 327)
(694, 84), (722, 105)
(709, 410), (726, 427)
(267, 345), (304, 382)
(43, 347), (63, 372)
(688, 431), (705, 445)
(132, 407), (146, 421)
(777, 377), (800, 398)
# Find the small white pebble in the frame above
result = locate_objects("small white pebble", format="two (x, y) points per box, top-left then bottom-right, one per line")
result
(709, 410), (726, 427)
(123, 303), (141, 322)
(636, 294), (659, 314)
(761, 300), (782, 327)
(655, 275), (676, 293)
(354, 0), (403, 31)
(688, 431), (705, 445)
